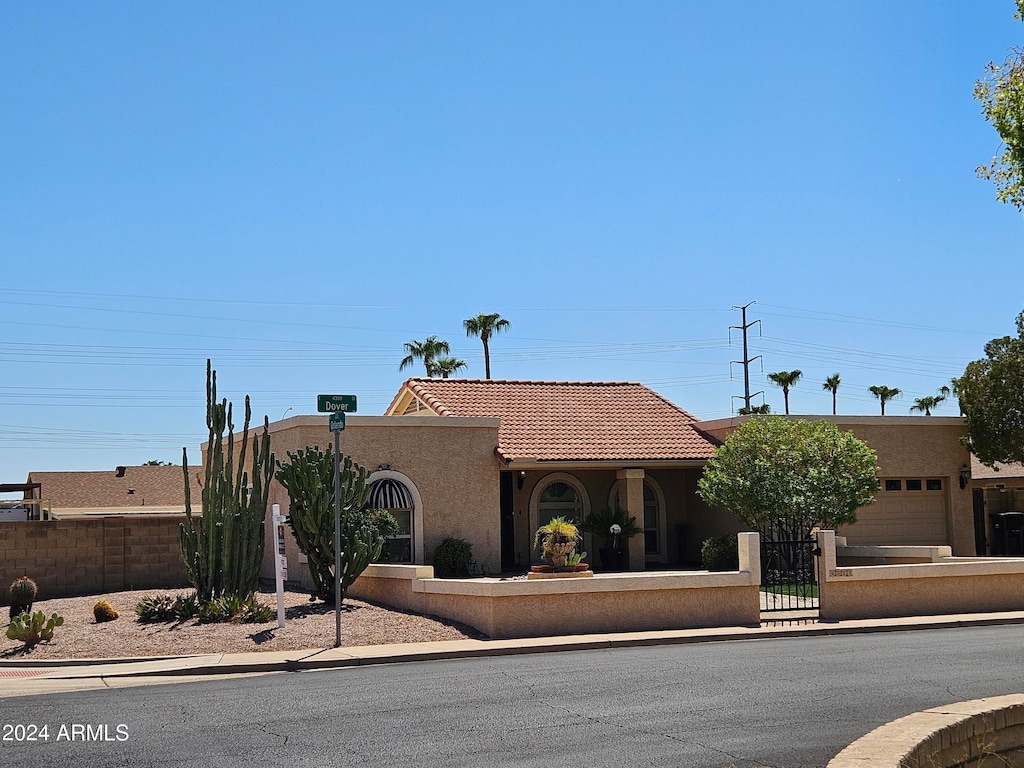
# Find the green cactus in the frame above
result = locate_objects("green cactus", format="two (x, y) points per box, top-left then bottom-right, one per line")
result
(275, 446), (392, 604)
(6, 611), (63, 648)
(179, 360), (273, 604)
(8, 577), (37, 621)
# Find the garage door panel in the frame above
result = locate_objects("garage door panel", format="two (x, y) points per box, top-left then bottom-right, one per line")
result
(839, 488), (948, 546)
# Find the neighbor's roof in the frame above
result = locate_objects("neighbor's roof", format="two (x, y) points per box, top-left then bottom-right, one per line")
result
(971, 455), (1024, 482)
(26, 465), (202, 510)
(386, 378), (719, 463)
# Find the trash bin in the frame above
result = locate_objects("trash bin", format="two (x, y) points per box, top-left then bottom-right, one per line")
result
(990, 511), (1024, 556)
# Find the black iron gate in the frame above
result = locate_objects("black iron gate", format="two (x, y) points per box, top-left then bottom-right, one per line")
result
(760, 535), (819, 614)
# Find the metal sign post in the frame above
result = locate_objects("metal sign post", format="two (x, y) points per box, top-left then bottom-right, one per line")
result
(333, 426), (341, 647)
(318, 395), (356, 649)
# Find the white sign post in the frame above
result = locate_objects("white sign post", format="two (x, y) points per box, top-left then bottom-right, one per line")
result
(272, 504), (287, 629)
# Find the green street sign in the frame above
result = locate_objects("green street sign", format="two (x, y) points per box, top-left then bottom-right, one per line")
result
(317, 394), (357, 413)
(329, 412), (346, 432)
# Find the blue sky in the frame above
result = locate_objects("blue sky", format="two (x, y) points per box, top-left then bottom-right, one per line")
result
(1, 2), (1022, 488)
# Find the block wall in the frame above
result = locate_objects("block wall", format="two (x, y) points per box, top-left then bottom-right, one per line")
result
(0, 516), (189, 602)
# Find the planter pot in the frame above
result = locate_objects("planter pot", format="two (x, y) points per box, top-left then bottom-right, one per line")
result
(530, 565), (554, 573)
(553, 564), (589, 573)
(598, 547), (626, 571)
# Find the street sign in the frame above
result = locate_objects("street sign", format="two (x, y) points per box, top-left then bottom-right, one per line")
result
(317, 394), (357, 413)
(329, 412), (346, 432)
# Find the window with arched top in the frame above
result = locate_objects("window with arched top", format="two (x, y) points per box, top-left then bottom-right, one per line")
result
(529, 473), (590, 562)
(538, 481), (583, 527)
(607, 477), (666, 561)
(367, 476), (415, 564)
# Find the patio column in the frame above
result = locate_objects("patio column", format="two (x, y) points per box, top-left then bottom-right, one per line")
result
(617, 468), (645, 571)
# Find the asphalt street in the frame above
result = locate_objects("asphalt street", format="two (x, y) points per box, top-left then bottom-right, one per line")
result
(3, 624), (1024, 768)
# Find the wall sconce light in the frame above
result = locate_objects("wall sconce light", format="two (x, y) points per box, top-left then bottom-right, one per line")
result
(517, 470), (526, 490)
(959, 464), (970, 490)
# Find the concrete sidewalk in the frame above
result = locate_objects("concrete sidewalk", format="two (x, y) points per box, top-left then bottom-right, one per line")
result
(3, 609), (1024, 698)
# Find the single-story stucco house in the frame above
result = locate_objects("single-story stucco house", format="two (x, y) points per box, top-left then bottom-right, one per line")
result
(259, 379), (979, 591)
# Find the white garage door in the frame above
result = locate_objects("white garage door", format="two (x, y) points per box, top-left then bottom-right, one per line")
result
(839, 478), (949, 546)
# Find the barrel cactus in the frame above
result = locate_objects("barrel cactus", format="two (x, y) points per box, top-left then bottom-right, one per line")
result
(9, 576), (37, 620)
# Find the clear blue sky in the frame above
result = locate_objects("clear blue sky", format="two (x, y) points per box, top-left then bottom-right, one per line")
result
(2, 2), (1022, 488)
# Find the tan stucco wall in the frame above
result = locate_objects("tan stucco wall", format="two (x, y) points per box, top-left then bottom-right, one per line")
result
(257, 415), (501, 587)
(699, 416), (973, 555)
(818, 530), (1024, 620)
(349, 564), (762, 639)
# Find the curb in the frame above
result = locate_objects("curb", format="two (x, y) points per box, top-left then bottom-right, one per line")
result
(7, 611), (1024, 682)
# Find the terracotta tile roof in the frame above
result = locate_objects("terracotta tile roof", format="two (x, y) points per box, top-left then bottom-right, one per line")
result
(26, 465), (202, 510)
(387, 378), (719, 463)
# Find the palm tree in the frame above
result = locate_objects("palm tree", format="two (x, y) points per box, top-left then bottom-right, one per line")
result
(910, 388), (947, 416)
(767, 370), (802, 415)
(463, 313), (510, 379)
(398, 336), (451, 377)
(822, 373), (841, 416)
(433, 357), (467, 379)
(868, 385), (902, 415)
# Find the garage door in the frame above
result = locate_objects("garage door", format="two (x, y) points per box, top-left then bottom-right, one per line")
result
(838, 478), (949, 546)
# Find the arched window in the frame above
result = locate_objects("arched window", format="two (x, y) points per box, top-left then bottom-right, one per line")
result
(529, 474), (590, 562)
(539, 481), (582, 528)
(367, 475), (416, 564)
(607, 477), (666, 561)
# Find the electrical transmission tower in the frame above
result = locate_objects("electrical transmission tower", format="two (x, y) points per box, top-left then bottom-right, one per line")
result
(730, 301), (763, 412)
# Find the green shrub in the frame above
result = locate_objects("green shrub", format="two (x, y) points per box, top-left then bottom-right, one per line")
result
(701, 535), (739, 571)
(134, 593), (198, 623)
(432, 537), (473, 578)
(198, 596), (273, 624)
(6, 611), (63, 648)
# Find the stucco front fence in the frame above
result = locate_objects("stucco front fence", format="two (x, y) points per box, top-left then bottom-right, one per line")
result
(351, 529), (1024, 639)
(348, 533), (764, 639)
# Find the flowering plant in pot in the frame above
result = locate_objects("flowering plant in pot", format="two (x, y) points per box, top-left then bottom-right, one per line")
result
(533, 517), (586, 571)
(580, 505), (641, 571)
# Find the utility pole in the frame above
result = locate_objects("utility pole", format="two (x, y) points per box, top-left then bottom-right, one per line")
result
(730, 302), (762, 412)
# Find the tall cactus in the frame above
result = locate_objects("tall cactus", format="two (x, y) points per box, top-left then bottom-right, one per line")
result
(180, 360), (273, 603)
(275, 445), (388, 604)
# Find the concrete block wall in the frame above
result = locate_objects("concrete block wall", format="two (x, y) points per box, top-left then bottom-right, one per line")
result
(0, 516), (189, 603)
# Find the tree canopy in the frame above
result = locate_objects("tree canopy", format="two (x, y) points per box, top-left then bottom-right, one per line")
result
(868, 385), (902, 415)
(398, 335), (451, 377)
(697, 416), (879, 540)
(767, 370), (802, 415)
(464, 313), (510, 379)
(954, 308), (1024, 467)
(975, 1), (1024, 211)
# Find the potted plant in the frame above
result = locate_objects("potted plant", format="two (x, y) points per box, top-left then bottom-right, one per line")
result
(580, 505), (642, 571)
(533, 516), (586, 571)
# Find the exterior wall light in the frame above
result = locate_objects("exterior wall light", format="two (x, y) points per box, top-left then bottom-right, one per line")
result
(959, 464), (971, 490)
(517, 470), (526, 490)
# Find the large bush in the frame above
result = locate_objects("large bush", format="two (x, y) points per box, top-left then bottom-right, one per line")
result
(432, 537), (473, 577)
(698, 416), (878, 541)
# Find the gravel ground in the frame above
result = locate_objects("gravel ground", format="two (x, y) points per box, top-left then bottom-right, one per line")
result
(0, 589), (483, 660)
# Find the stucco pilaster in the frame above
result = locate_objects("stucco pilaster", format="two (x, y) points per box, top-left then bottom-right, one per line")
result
(617, 468), (645, 571)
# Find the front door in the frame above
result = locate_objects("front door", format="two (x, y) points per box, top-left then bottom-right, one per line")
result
(500, 472), (515, 571)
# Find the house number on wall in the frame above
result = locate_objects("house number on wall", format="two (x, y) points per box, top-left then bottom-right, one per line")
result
(828, 568), (853, 578)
